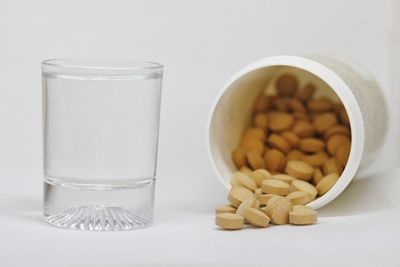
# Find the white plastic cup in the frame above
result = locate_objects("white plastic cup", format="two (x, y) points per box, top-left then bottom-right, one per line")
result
(208, 55), (388, 209)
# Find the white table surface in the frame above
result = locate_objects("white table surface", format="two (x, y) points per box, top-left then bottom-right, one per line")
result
(1, 167), (399, 267)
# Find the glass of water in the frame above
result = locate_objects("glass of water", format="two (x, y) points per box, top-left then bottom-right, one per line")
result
(42, 59), (163, 231)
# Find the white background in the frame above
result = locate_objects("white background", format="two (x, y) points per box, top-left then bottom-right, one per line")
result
(0, 0), (400, 266)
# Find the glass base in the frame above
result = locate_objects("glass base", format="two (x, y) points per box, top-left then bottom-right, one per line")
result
(43, 178), (155, 231)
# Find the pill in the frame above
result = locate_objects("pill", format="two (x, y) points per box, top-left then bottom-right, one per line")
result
(322, 157), (342, 175)
(253, 199), (261, 209)
(291, 179), (318, 201)
(289, 207), (317, 225)
(258, 193), (278, 206)
(297, 83), (316, 102)
(242, 127), (266, 142)
(248, 172), (266, 187)
(251, 169), (272, 186)
(236, 196), (255, 217)
(281, 131), (300, 148)
(299, 138), (325, 153)
(240, 139), (265, 155)
(302, 151), (328, 167)
(271, 174), (295, 184)
(327, 134), (350, 155)
(313, 112), (337, 133)
(307, 98), (333, 112)
(216, 213), (244, 230)
(231, 172), (257, 191)
(292, 121), (315, 138)
(216, 205), (237, 214)
(232, 149), (247, 169)
(229, 72), (352, 223)
(267, 134), (291, 153)
(287, 150), (306, 161)
(293, 112), (310, 122)
(240, 166), (253, 176)
(293, 205), (313, 211)
(259, 206), (267, 213)
(339, 108), (350, 126)
(286, 191), (310, 205)
(261, 179), (290, 196)
(253, 112), (269, 131)
(268, 112), (294, 132)
(247, 150), (266, 170)
(289, 98), (306, 113)
(254, 188), (262, 198)
(264, 149), (286, 172)
(244, 208), (270, 227)
(266, 196), (293, 225)
(276, 74), (298, 97)
(228, 186), (254, 208)
(316, 173), (339, 196)
(285, 160), (314, 181)
(312, 168), (324, 184)
(272, 97), (290, 112)
(254, 95), (271, 113)
(324, 125), (351, 140)
(336, 142), (351, 167)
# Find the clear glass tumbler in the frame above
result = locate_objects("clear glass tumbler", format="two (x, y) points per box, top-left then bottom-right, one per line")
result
(42, 59), (163, 231)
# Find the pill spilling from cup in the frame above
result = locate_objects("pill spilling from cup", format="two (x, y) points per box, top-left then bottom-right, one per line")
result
(208, 56), (387, 230)
(215, 72), (350, 229)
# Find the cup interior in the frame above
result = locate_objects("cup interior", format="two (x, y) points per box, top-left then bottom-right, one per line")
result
(208, 64), (353, 208)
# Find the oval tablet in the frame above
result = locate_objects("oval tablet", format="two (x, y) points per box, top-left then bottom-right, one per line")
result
(264, 149), (286, 173)
(266, 196), (293, 225)
(216, 213), (244, 230)
(291, 180), (318, 201)
(253, 112), (269, 131)
(215, 205), (237, 215)
(327, 134), (350, 155)
(313, 112), (337, 133)
(247, 150), (265, 170)
(228, 186), (254, 208)
(316, 173), (339, 196)
(285, 160), (314, 181)
(297, 83), (316, 102)
(261, 179), (290, 196)
(286, 191), (310, 205)
(244, 208), (270, 227)
(232, 149), (247, 169)
(289, 207), (317, 225)
(292, 121), (315, 138)
(268, 112), (294, 132)
(276, 74), (298, 97)
(299, 138), (325, 153)
(267, 134), (291, 153)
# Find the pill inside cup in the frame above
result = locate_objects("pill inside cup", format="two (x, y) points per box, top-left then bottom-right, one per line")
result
(208, 57), (358, 209)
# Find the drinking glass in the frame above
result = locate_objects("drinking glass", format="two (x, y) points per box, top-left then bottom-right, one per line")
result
(42, 59), (163, 231)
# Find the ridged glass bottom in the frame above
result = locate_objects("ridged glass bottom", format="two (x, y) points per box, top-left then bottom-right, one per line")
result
(44, 178), (155, 231)
(46, 206), (148, 231)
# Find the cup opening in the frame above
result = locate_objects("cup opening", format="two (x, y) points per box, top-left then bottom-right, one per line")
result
(208, 56), (364, 209)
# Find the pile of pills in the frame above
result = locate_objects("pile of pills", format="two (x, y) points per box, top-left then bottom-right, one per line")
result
(215, 73), (351, 230)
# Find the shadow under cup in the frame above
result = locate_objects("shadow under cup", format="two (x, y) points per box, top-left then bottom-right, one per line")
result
(208, 56), (387, 209)
(42, 59), (163, 231)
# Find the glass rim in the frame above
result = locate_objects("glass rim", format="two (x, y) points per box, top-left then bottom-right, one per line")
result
(42, 58), (163, 70)
(41, 58), (163, 78)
